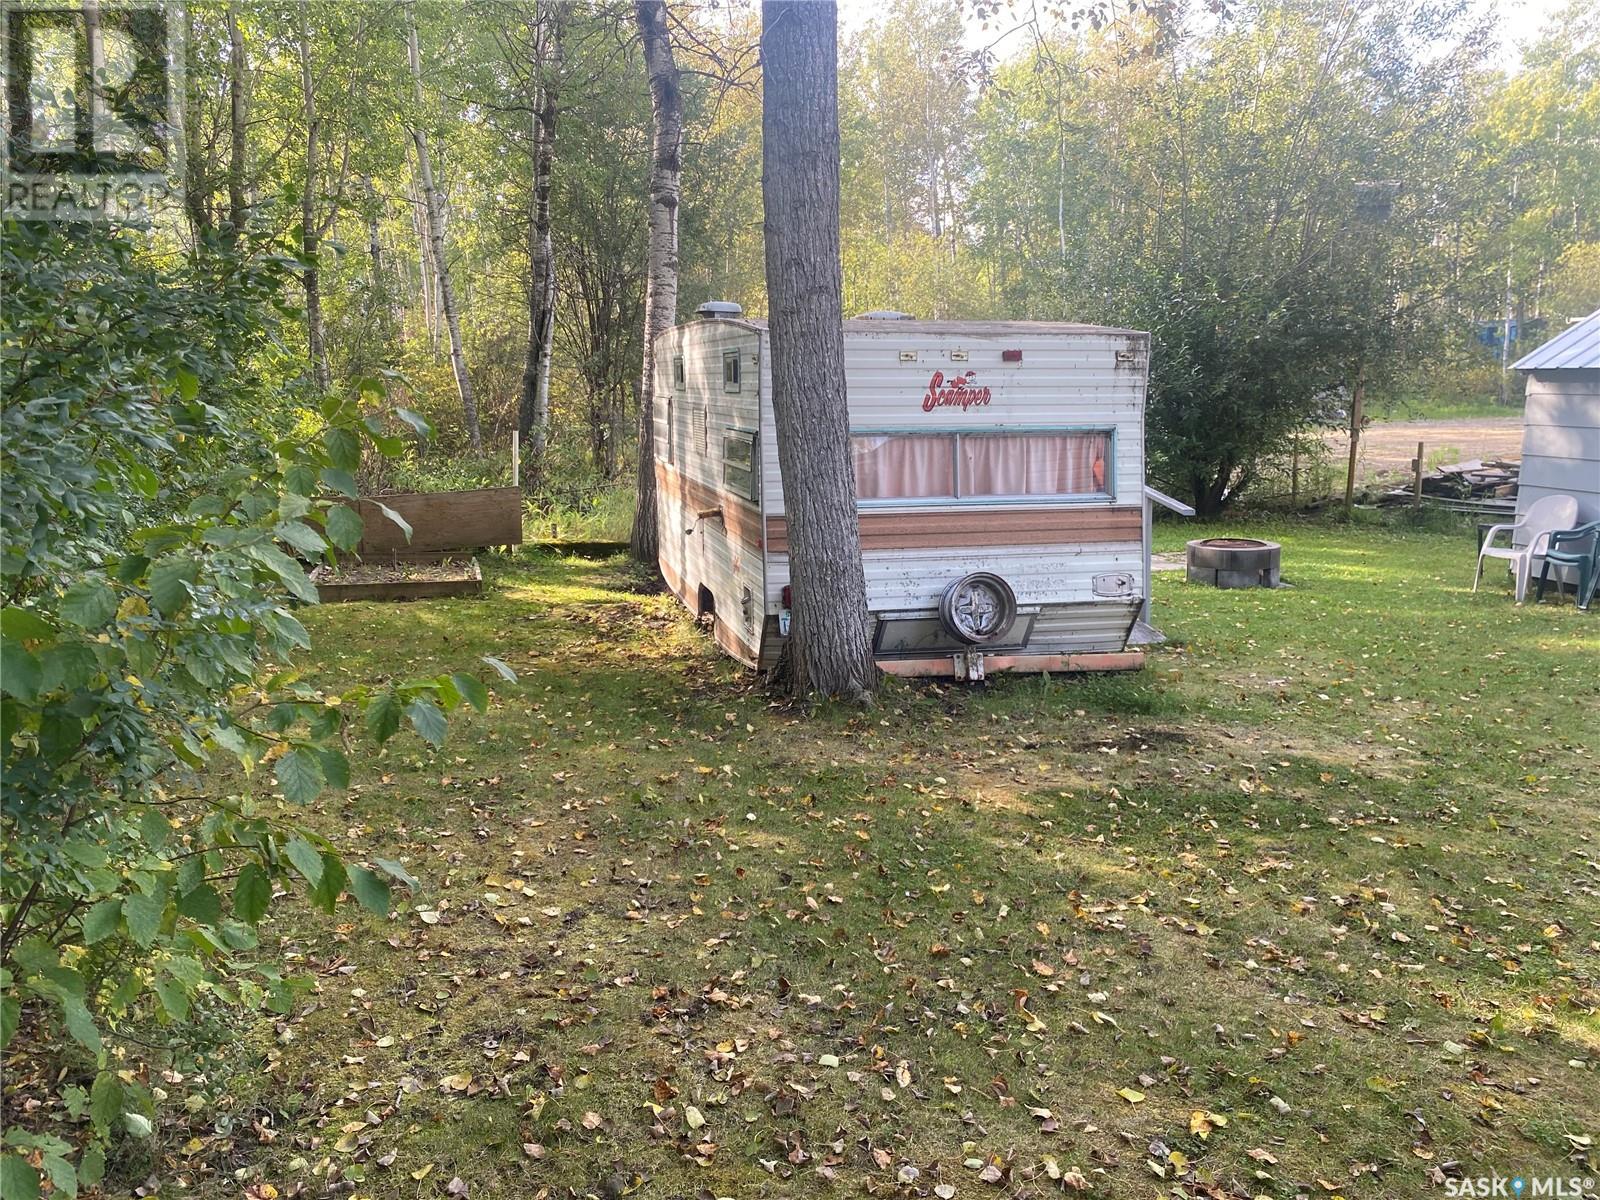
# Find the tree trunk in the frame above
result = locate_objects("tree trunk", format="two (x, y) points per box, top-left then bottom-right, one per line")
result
(761, 0), (878, 701)
(629, 0), (683, 564)
(1343, 365), (1366, 514)
(181, 4), (213, 241)
(518, 15), (565, 494)
(296, 17), (331, 393)
(410, 172), (438, 353)
(226, 0), (248, 237)
(1499, 173), (1518, 406)
(407, 3), (481, 455)
(362, 174), (395, 336)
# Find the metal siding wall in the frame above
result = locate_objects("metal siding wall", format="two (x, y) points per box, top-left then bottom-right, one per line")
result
(1518, 372), (1600, 524)
(758, 327), (1149, 641)
(764, 542), (1144, 608)
(762, 328), (1146, 514)
(653, 321), (766, 659)
(764, 547), (1141, 653)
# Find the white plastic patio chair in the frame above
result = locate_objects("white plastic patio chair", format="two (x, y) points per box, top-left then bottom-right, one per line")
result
(1473, 494), (1580, 603)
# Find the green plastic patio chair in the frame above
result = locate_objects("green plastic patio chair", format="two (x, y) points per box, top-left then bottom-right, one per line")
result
(1534, 520), (1600, 611)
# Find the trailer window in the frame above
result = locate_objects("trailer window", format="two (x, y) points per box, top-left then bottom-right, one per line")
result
(722, 350), (742, 393)
(852, 434), (956, 499)
(960, 432), (1108, 497)
(672, 355), (685, 388)
(723, 431), (756, 501)
(850, 431), (1110, 502)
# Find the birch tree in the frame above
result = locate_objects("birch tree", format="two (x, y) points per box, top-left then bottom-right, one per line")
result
(294, 5), (334, 393)
(406, 0), (482, 454)
(629, 0), (683, 563)
(761, 0), (878, 701)
(517, 9), (567, 493)
(226, 0), (248, 236)
(520, 77), (559, 490)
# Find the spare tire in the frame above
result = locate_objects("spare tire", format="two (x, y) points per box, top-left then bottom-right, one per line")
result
(939, 572), (1018, 644)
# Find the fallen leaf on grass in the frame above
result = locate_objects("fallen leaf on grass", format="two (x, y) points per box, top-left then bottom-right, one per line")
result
(1118, 1088), (1145, 1104)
(1013, 990), (1047, 1032)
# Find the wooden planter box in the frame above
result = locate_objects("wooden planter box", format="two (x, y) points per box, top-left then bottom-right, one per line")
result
(310, 556), (483, 603)
(343, 487), (522, 557)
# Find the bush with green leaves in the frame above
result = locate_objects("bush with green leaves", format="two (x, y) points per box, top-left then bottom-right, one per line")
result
(0, 219), (510, 1197)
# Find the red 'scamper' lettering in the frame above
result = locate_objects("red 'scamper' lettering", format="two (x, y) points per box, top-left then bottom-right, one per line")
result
(922, 370), (993, 413)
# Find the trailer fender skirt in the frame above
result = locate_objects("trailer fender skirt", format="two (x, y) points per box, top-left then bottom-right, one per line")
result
(878, 650), (1144, 677)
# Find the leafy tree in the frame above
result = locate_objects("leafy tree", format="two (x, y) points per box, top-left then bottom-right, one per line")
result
(0, 220), (507, 1196)
(967, 0), (1486, 512)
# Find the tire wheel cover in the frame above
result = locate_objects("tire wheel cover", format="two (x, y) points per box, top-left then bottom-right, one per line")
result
(939, 572), (1018, 645)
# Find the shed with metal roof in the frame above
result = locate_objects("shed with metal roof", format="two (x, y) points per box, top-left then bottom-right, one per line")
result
(1512, 309), (1600, 523)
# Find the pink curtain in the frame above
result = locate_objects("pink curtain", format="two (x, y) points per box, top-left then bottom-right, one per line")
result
(851, 432), (1108, 500)
(1024, 433), (1107, 495)
(853, 435), (955, 498)
(961, 433), (1108, 497)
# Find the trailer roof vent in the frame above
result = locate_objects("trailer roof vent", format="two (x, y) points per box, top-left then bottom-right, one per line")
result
(856, 309), (915, 320)
(696, 300), (744, 319)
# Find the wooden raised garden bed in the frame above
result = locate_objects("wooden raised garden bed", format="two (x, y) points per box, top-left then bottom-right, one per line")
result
(341, 487), (522, 556)
(310, 554), (482, 603)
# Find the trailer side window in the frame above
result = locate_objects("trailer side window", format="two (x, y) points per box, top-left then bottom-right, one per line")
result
(672, 355), (685, 388)
(722, 350), (742, 393)
(723, 430), (756, 501)
(852, 434), (957, 499)
(850, 430), (1111, 502)
(960, 432), (1109, 498)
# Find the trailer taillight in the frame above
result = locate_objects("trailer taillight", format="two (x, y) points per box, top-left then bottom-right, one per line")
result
(781, 585), (792, 608)
(1002, 349), (1023, 363)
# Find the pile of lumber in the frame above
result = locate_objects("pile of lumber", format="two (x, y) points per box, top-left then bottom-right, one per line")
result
(1379, 458), (1519, 514)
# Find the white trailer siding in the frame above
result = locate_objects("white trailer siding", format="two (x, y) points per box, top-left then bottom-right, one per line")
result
(653, 320), (766, 664)
(1517, 371), (1600, 524)
(760, 323), (1148, 652)
(759, 326), (1145, 514)
(655, 314), (1157, 673)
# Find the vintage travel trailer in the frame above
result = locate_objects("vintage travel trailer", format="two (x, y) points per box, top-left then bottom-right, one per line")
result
(652, 303), (1192, 680)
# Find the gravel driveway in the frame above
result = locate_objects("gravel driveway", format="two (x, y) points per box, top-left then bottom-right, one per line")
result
(1326, 416), (1523, 479)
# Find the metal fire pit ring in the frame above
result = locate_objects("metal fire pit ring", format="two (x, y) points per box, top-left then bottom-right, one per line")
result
(1186, 538), (1282, 588)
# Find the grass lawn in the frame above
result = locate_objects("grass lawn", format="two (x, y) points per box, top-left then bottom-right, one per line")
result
(171, 516), (1597, 1200)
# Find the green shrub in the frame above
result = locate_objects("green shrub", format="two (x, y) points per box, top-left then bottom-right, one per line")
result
(0, 220), (509, 1196)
